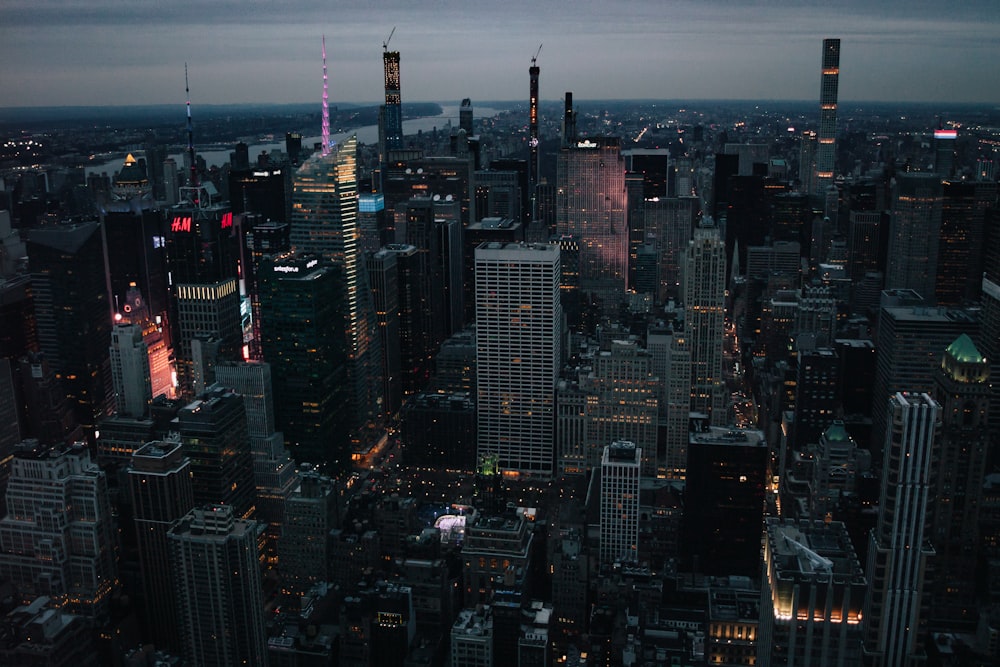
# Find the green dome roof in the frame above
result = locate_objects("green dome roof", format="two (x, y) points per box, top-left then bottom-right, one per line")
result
(946, 334), (985, 364)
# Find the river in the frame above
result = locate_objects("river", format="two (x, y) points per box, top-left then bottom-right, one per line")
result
(85, 104), (502, 176)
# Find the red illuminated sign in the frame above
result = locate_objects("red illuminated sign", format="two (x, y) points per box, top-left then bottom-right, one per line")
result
(171, 216), (192, 233)
(221, 212), (233, 229)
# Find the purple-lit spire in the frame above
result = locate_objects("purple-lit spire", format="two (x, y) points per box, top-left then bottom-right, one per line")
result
(185, 63), (198, 187)
(321, 36), (330, 156)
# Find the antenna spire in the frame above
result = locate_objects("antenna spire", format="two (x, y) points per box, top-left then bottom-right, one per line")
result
(321, 36), (330, 156)
(185, 63), (198, 187)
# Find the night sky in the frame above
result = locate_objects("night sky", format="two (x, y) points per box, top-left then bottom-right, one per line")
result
(1, 0), (998, 107)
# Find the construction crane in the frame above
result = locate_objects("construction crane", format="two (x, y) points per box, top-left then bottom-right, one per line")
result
(384, 26), (396, 52)
(531, 43), (542, 66)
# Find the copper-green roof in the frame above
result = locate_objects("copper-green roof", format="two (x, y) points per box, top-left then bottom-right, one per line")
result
(946, 333), (985, 364)
(823, 420), (851, 442)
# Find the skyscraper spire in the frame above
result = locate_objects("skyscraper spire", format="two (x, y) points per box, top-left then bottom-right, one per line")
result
(185, 63), (197, 188)
(321, 36), (330, 157)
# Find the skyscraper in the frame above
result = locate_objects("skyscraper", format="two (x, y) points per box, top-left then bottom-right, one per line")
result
(599, 440), (641, 565)
(258, 253), (348, 467)
(381, 45), (403, 154)
(109, 323), (152, 418)
(682, 224), (727, 424)
(885, 173), (944, 299)
(556, 135), (628, 313)
(127, 437), (194, 653)
(291, 136), (385, 456)
(864, 392), (939, 666)
(815, 38), (840, 195)
(929, 335), (990, 628)
(476, 242), (562, 477)
(177, 385), (256, 520)
(529, 51), (540, 215)
(26, 220), (112, 433)
(279, 466), (338, 599)
(168, 504), (268, 667)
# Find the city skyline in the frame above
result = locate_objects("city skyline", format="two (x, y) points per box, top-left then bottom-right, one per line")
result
(2, 0), (999, 108)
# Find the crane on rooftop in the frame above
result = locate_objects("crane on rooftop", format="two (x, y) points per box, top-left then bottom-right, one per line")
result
(532, 43), (542, 66)
(384, 26), (396, 52)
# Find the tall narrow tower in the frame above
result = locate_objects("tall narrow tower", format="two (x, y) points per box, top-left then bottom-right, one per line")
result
(814, 38), (840, 195)
(382, 29), (403, 152)
(682, 224), (727, 424)
(528, 45), (541, 216)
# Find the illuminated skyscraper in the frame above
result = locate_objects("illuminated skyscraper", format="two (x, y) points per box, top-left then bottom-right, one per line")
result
(529, 51), (540, 214)
(556, 136), (628, 313)
(864, 392), (939, 666)
(814, 38), (840, 195)
(475, 242), (561, 477)
(291, 136), (385, 456)
(682, 224), (727, 424)
(381, 46), (403, 154)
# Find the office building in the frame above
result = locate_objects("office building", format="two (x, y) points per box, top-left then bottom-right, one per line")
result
(760, 518), (866, 666)
(366, 247), (403, 415)
(101, 204), (169, 324)
(936, 180), (996, 306)
(929, 335), (990, 628)
(872, 302), (978, 461)
(556, 135), (627, 313)
(815, 38), (840, 195)
(109, 323), (152, 418)
(463, 510), (534, 606)
(229, 165), (291, 224)
(864, 393), (939, 666)
(169, 504), (267, 667)
(0, 443), (118, 621)
(600, 440), (642, 566)
(26, 220), (112, 433)
(279, 467), (338, 599)
(258, 253), (348, 467)
(452, 606), (494, 667)
(291, 136), (385, 456)
(682, 225), (727, 424)
(401, 391), (477, 471)
(885, 173), (944, 299)
(647, 326), (692, 479)
(682, 425), (768, 577)
(127, 437), (194, 652)
(0, 596), (97, 667)
(475, 242), (561, 477)
(177, 385), (256, 519)
(166, 195), (242, 396)
(213, 361), (296, 558)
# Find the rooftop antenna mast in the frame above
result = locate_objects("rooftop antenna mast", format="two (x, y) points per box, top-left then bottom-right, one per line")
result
(185, 63), (198, 188)
(321, 36), (330, 156)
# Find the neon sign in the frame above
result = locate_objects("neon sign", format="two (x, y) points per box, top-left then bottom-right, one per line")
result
(221, 212), (233, 229)
(171, 216), (192, 233)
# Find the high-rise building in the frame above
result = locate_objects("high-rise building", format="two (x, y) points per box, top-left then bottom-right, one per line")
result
(165, 195), (242, 396)
(291, 136), (385, 457)
(101, 204), (169, 323)
(647, 326), (692, 479)
(452, 606), (494, 667)
(760, 518), (866, 666)
(127, 437), (194, 652)
(460, 97), (474, 134)
(682, 425), (768, 577)
(213, 361), (296, 559)
(529, 55), (540, 215)
(556, 136), (627, 313)
(177, 385), (256, 519)
(258, 253), (348, 467)
(229, 165), (291, 224)
(871, 300), (977, 461)
(815, 38), (840, 195)
(885, 173), (944, 299)
(168, 504), (268, 667)
(26, 221), (112, 433)
(475, 242), (561, 477)
(279, 467), (338, 599)
(599, 440), (642, 566)
(109, 323), (152, 418)
(0, 443), (118, 621)
(936, 180), (996, 306)
(381, 48), (403, 154)
(682, 224), (727, 424)
(864, 392), (939, 666)
(929, 335), (990, 629)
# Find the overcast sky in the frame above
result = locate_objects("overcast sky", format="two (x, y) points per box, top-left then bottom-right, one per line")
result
(1, 0), (997, 108)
